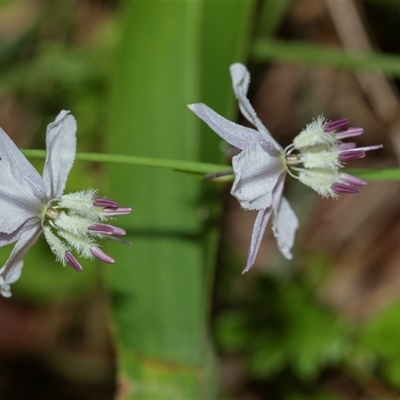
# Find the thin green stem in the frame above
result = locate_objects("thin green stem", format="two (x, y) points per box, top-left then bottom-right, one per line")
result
(252, 38), (400, 77)
(22, 149), (225, 176)
(22, 149), (400, 181)
(347, 168), (400, 181)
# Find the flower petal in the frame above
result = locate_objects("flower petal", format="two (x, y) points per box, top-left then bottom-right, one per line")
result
(0, 125), (46, 200)
(231, 140), (284, 210)
(188, 103), (261, 150)
(43, 110), (77, 199)
(242, 207), (273, 273)
(0, 220), (42, 297)
(0, 159), (43, 234)
(272, 196), (299, 260)
(229, 63), (281, 149)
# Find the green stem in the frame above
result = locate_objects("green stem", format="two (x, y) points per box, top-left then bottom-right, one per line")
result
(347, 168), (400, 181)
(252, 38), (400, 77)
(22, 149), (225, 176)
(22, 149), (400, 181)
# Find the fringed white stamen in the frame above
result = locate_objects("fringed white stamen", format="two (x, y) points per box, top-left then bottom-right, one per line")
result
(43, 226), (69, 265)
(57, 229), (95, 259)
(301, 150), (342, 171)
(57, 190), (107, 220)
(293, 115), (336, 149)
(298, 170), (340, 198)
(41, 189), (131, 267)
(53, 212), (93, 238)
(58, 189), (96, 211)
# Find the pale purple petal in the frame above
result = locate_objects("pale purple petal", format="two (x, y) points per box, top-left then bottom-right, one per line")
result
(272, 196), (299, 260)
(231, 140), (285, 210)
(0, 220), (42, 297)
(0, 126), (46, 201)
(43, 110), (77, 199)
(230, 63), (281, 149)
(188, 103), (263, 150)
(0, 159), (43, 234)
(242, 207), (273, 273)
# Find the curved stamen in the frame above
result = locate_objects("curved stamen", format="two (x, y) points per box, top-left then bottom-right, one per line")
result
(284, 143), (296, 155)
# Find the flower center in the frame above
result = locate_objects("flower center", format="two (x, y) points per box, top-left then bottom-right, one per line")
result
(39, 189), (131, 272)
(285, 154), (302, 167)
(44, 207), (60, 221)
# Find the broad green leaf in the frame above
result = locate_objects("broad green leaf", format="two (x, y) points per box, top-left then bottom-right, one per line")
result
(106, 2), (254, 399)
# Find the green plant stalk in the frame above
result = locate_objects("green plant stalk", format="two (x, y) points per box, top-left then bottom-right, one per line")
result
(22, 149), (224, 175)
(22, 149), (400, 181)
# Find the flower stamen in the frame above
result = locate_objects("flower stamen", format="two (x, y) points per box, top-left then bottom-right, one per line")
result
(65, 252), (83, 272)
(281, 116), (381, 198)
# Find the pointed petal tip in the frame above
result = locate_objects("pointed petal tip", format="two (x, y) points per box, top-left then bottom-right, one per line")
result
(229, 62), (246, 74)
(0, 280), (12, 298)
(241, 267), (250, 275)
(187, 103), (204, 113)
(54, 109), (73, 123)
(284, 252), (293, 260)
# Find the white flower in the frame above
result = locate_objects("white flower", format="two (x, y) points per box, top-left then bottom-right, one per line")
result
(189, 63), (381, 272)
(0, 111), (131, 297)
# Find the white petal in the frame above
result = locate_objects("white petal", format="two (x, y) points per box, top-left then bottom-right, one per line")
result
(242, 208), (273, 273)
(43, 110), (77, 199)
(229, 63), (281, 148)
(0, 125), (46, 200)
(188, 103), (261, 150)
(0, 220), (42, 297)
(272, 196), (299, 260)
(0, 159), (43, 234)
(231, 140), (284, 210)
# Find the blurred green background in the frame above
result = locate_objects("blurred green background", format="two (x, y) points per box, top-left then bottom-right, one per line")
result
(0, 1), (399, 399)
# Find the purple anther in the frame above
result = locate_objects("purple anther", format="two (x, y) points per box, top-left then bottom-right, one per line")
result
(332, 183), (359, 194)
(88, 224), (114, 235)
(88, 224), (126, 236)
(93, 198), (118, 208)
(65, 252), (83, 272)
(341, 173), (367, 187)
(338, 142), (357, 150)
(103, 207), (132, 216)
(339, 150), (366, 161)
(91, 247), (115, 264)
(336, 127), (364, 139)
(324, 119), (348, 132)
